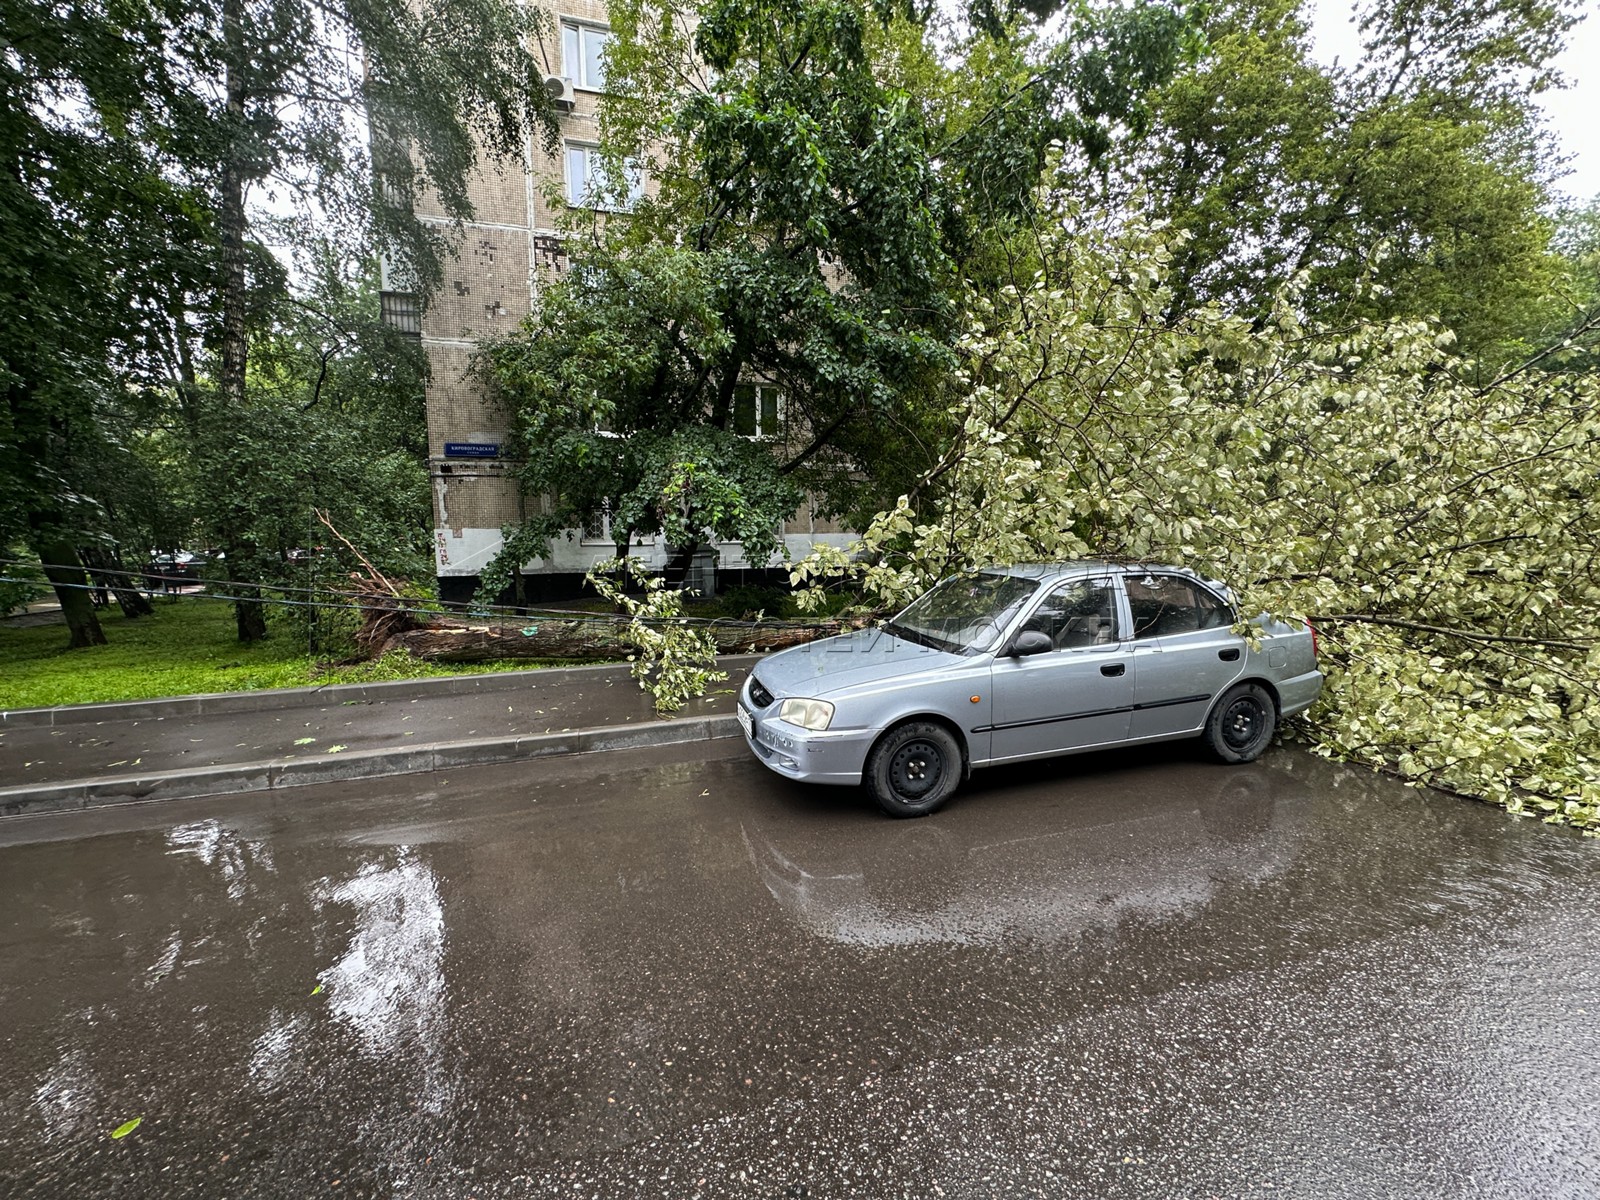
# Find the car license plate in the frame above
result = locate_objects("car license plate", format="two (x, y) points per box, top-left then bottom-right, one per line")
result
(736, 705), (754, 739)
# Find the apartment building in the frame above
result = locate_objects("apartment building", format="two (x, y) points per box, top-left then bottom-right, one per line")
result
(385, 4), (855, 603)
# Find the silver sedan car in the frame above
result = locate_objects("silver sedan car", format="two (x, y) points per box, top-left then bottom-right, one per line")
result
(737, 562), (1323, 817)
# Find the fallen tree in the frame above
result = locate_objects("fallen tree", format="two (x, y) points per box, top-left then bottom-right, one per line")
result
(373, 615), (849, 663)
(320, 511), (854, 677)
(792, 191), (1600, 833)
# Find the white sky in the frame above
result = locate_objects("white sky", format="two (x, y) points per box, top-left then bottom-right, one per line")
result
(1306, 0), (1600, 205)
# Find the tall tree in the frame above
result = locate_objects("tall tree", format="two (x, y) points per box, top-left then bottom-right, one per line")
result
(189, 0), (560, 639)
(1, 0), (209, 646)
(5, 0), (560, 646)
(1120, 0), (1579, 365)
(476, 0), (1198, 596)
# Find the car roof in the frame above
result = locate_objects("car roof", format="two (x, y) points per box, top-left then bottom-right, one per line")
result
(984, 561), (1135, 582)
(984, 562), (1228, 590)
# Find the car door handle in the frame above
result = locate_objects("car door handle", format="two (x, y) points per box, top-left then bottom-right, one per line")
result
(1100, 663), (1126, 677)
(1218, 648), (1241, 662)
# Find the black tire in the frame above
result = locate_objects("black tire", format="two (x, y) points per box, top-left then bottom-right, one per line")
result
(864, 721), (963, 818)
(1203, 682), (1277, 764)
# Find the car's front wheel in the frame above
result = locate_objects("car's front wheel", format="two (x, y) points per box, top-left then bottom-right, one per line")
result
(864, 721), (963, 818)
(1203, 682), (1277, 763)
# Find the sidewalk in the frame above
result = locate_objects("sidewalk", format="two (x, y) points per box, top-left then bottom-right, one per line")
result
(0, 659), (753, 816)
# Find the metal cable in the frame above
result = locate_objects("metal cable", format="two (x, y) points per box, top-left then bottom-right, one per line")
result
(1, 563), (843, 630)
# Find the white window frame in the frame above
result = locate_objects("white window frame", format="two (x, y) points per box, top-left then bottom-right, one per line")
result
(732, 383), (783, 439)
(560, 19), (611, 91)
(579, 505), (653, 547)
(565, 141), (645, 211)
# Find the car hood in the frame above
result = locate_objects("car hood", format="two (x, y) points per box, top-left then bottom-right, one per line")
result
(751, 627), (969, 700)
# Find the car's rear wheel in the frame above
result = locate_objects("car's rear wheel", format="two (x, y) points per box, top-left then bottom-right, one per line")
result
(1203, 682), (1276, 764)
(864, 722), (962, 818)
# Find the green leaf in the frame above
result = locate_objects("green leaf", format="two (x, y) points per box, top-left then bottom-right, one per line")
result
(110, 1117), (143, 1140)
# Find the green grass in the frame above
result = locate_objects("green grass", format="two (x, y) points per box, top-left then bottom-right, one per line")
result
(0, 598), (589, 709)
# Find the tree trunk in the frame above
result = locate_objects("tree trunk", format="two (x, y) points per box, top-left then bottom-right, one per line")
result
(219, 0), (248, 415)
(234, 581), (268, 641)
(81, 547), (154, 618)
(708, 354), (744, 429)
(31, 535), (106, 648)
(662, 542), (698, 591)
(218, 0), (266, 642)
(377, 617), (847, 663)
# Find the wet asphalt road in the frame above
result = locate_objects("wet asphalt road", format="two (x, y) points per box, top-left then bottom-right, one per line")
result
(1, 741), (1597, 1199)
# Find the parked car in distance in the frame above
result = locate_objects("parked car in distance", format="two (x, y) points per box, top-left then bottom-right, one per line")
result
(737, 562), (1323, 817)
(144, 550), (205, 589)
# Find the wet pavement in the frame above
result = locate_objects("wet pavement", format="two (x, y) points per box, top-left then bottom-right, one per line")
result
(1, 740), (1597, 1198)
(0, 663), (746, 787)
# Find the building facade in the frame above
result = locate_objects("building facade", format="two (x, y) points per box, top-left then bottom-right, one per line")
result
(391, 5), (855, 603)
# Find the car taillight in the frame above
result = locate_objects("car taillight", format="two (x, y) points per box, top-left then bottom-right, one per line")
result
(1305, 617), (1319, 660)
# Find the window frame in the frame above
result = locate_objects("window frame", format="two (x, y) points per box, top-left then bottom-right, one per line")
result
(1124, 572), (1236, 641)
(564, 141), (645, 212)
(378, 291), (422, 337)
(732, 383), (783, 439)
(578, 504), (654, 548)
(560, 18), (612, 92)
(1019, 577), (1122, 652)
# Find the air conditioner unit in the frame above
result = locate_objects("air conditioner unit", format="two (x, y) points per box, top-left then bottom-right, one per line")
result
(543, 74), (575, 112)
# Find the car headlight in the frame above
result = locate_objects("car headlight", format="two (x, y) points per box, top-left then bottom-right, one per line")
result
(779, 698), (835, 731)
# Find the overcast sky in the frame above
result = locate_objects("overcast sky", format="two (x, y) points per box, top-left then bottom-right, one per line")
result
(1306, 0), (1600, 205)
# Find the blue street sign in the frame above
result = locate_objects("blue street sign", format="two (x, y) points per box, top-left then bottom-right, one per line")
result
(444, 442), (501, 459)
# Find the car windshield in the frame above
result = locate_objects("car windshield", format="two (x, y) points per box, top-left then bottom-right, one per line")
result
(884, 573), (1039, 656)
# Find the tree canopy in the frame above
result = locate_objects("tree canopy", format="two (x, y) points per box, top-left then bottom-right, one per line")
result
(475, 0), (1199, 598)
(1117, 0), (1581, 365)
(1, 0), (559, 645)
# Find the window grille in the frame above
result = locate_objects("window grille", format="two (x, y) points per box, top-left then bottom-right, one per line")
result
(380, 291), (422, 337)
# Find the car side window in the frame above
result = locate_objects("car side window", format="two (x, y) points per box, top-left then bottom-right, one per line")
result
(1022, 580), (1120, 650)
(1125, 575), (1234, 639)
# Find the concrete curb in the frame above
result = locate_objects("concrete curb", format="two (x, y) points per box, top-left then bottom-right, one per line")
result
(0, 656), (759, 730)
(0, 714), (740, 818)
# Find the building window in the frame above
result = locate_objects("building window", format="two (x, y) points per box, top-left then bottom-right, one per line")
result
(733, 383), (781, 438)
(580, 507), (611, 545)
(561, 20), (611, 91)
(379, 291), (422, 337)
(566, 143), (644, 210)
(580, 505), (651, 546)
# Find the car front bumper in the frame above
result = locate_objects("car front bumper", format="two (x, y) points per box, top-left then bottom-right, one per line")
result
(738, 702), (876, 787)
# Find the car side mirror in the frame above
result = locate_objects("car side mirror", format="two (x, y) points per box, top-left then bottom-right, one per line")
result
(1007, 629), (1053, 657)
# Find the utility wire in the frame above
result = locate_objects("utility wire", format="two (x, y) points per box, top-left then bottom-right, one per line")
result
(1, 565), (845, 631)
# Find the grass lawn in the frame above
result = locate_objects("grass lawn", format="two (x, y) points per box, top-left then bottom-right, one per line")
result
(0, 597), (587, 710)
